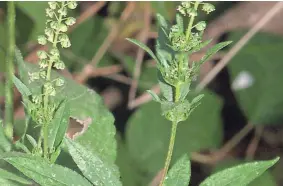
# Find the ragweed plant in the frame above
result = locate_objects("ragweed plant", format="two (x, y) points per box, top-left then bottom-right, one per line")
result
(127, 1), (231, 185)
(22, 1), (77, 162)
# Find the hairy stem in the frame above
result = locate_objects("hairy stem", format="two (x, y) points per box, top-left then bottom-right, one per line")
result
(186, 2), (200, 40)
(4, 1), (15, 140)
(159, 82), (181, 185)
(43, 1), (65, 159)
(159, 120), (178, 186)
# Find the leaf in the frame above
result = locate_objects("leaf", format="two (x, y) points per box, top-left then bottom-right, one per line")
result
(0, 168), (32, 185)
(65, 138), (122, 186)
(228, 32), (283, 125)
(48, 100), (70, 150)
(126, 38), (159, 63)
(15, 2), (48, 41)
(158, 72), (174, 102)
(1, 152), (92, 186)
(213, 159), (277, 186)
(115, 134), (141, 186)
(12, 76), (31, 97)
(200, 157), (279, 186)
(15, 47), (117, 163)
(147, 90), (161, 102)
(125, 90), (223, 176)
(0, 120), (11, 153)
(164, 154), (191, 186)
(199, 41), (232, 64)
(25, 134), (37, 148)
(176, 13), (184, 32)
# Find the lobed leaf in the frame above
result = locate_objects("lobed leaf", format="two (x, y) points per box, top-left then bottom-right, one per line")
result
(200, 157), (279, 186)
(65, 138), (122, 186)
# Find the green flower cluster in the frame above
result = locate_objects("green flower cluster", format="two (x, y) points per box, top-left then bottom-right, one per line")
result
(25, 1), (77, 157)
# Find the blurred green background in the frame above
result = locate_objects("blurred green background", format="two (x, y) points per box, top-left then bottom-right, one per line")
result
(1, 1), (283, 186)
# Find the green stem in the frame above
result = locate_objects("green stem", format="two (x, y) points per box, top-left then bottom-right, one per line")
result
(4, 1), (15, 140)
(186, 2), (200, 40)
(159, 120), (178, 186)
(43, 1), (65, 159)
(159, 82), (181, 186)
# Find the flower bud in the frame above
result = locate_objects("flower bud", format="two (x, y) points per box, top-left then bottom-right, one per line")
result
(55, 78), (64, 87)
(65, 17), (76, 26)
(32, 95), (42, 104)
(39, 59), (48, 69)
(68, 1), (78, 9)
(46, 8), (54, 18)
(54, 60), (65, 70)
(48, 2), (57, 10)
(50, 48), (60, 57)
(59, 34), (71, 48)
(59, 23), (68, 32)
(50, 21), (58, 30)
(38, 35), (47, 45)
(37, 50), (48, 60)
(28, 72), (40, 82)
(195, 21), (206, 31)
(202, 3), (215, 14)
(44, 82), (56, 96)
(58, 7), (67, 16)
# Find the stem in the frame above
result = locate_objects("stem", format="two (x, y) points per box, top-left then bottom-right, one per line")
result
(43, 1), (65, 159)
(186, 2), (200, 40)
(4, 1), (15, 140)
(159, 121), (178, 186)
(159, 82), (181, 185)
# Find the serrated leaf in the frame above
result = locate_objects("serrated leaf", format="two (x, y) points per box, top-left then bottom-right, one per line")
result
(48, 100), (70, 150)
(126, 90), (223, 177)
(147, 90), (161, 102)
(200, 157), (279, 186)
(0, 168), (32, 185)
(164, 154), (191, 186)
(12, 76), (31, 97)
(15, 47), (117, 163)
(65, 138), (122, 186)
(1, 152), (92, 186)
(199, 41), (232, 64)
(126, 38), (159, 63)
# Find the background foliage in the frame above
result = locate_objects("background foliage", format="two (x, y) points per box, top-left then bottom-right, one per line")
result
(0, 1), (283, 186)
